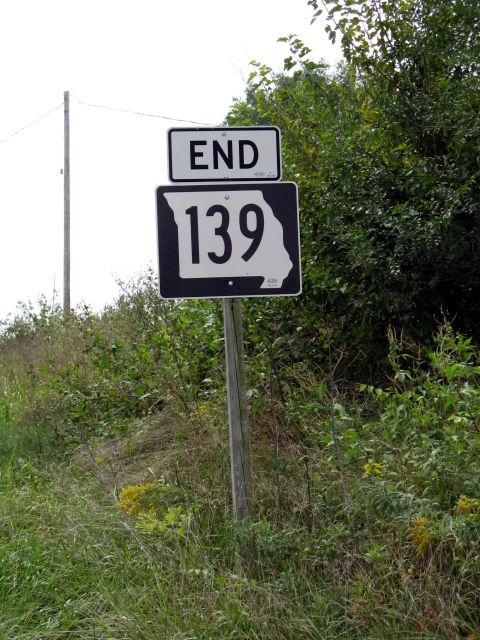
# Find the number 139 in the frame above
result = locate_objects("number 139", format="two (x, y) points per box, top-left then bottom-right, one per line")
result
(185, 204), (265, 265)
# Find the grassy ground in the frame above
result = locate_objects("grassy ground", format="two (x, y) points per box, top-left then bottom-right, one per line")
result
(1, 406), (479, 639)
(1, 293), (479, 638)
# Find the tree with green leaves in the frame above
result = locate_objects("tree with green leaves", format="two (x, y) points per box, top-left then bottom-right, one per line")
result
(227, 0), (480, 363)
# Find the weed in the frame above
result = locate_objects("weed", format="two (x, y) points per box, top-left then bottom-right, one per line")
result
(1, 282), (479, 637)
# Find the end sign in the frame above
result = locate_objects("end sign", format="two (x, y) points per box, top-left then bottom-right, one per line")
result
(168, 127), (281, 183)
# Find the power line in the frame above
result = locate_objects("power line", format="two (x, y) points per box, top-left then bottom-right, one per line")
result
(0, 103), (63, 145)
(0, 96), (218, 150)
(74, 98), (217, 126)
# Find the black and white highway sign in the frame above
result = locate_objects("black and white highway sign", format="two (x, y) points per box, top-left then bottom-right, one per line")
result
(168, 127), (281, 182)
(156, 182), (301, 299)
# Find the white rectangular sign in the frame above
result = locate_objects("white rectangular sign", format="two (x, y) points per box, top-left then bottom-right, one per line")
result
(168, 127), (281, 183)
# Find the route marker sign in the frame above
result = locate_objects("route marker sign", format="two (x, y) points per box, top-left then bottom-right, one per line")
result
(156, 182), (301, 299)
(156, 126), (301, 522)
(168, 127), (281, 182)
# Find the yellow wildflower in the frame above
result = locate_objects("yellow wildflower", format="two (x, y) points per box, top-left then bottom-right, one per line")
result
(407, 516), (434, 555)
(364, 462), (384, 480)
(458, 495), (480, 520)
(458, 495), (471, 515)
(117, 482), (156, 517)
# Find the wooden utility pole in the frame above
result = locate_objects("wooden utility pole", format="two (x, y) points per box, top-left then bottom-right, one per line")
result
(222, 298), (253, 520)
(63, 90), (71, 315)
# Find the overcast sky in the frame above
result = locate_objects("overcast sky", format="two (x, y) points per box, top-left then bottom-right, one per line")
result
(0, 0), (341, 322)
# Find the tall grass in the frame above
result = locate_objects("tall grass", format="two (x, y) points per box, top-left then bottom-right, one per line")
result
(0, 277), (479, 638)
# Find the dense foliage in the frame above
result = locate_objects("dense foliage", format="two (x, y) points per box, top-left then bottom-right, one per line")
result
(228, 0), (480, 357)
